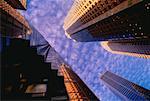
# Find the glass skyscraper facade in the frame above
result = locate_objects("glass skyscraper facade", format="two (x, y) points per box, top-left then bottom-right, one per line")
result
(100, 71), (150, 101)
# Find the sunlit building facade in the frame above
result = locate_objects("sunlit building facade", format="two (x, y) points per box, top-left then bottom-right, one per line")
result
(100, 71), (150, 101)
(64, 0), (149, 42)
(64, 0), (150, 58)
(0, 0), (32, 37)
(101, 39), (150, 58)
(59, 64), (99, 101)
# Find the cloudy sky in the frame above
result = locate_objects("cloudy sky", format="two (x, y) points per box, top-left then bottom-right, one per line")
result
(21, 0), (150, 100)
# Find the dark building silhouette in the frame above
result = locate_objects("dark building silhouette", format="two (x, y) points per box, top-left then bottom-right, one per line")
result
(1, 37), (69, 100)
(100, 71), (150, 101)
(59, 64), (100, 101)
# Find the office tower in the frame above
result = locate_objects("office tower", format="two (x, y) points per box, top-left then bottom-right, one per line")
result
(64, 0), (150, 58)
(101, 39), (150, 58)
(100, 71), (150, 101)
(64, 0), (149, 42)
(0, 0), (32, 37)
(59, 64), (100, 101)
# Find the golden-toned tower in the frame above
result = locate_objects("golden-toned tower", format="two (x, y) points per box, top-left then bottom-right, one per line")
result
(64, 0), (150, 58)
(0, 0), (32, 37)
(63, 0), (147, 41)
(59, 64), (100, 101)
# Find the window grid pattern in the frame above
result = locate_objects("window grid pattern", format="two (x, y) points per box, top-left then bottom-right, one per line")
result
(59, 65), (99, 101)
(101, 71), (150, 100)
(64, 0), (125, 31)
(0, 0), (31, 30)
(67, 1), (150, 43)
(59, 66), (89, 100)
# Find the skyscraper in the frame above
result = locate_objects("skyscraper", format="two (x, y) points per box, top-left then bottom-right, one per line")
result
(101, 39), (150, 58)
(59, 64), (100, 101)
(64, 0), (150, 58)
(0, 0), (32, 37)
(64, 0), (149, 42)
(100, 71), (150, 101)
